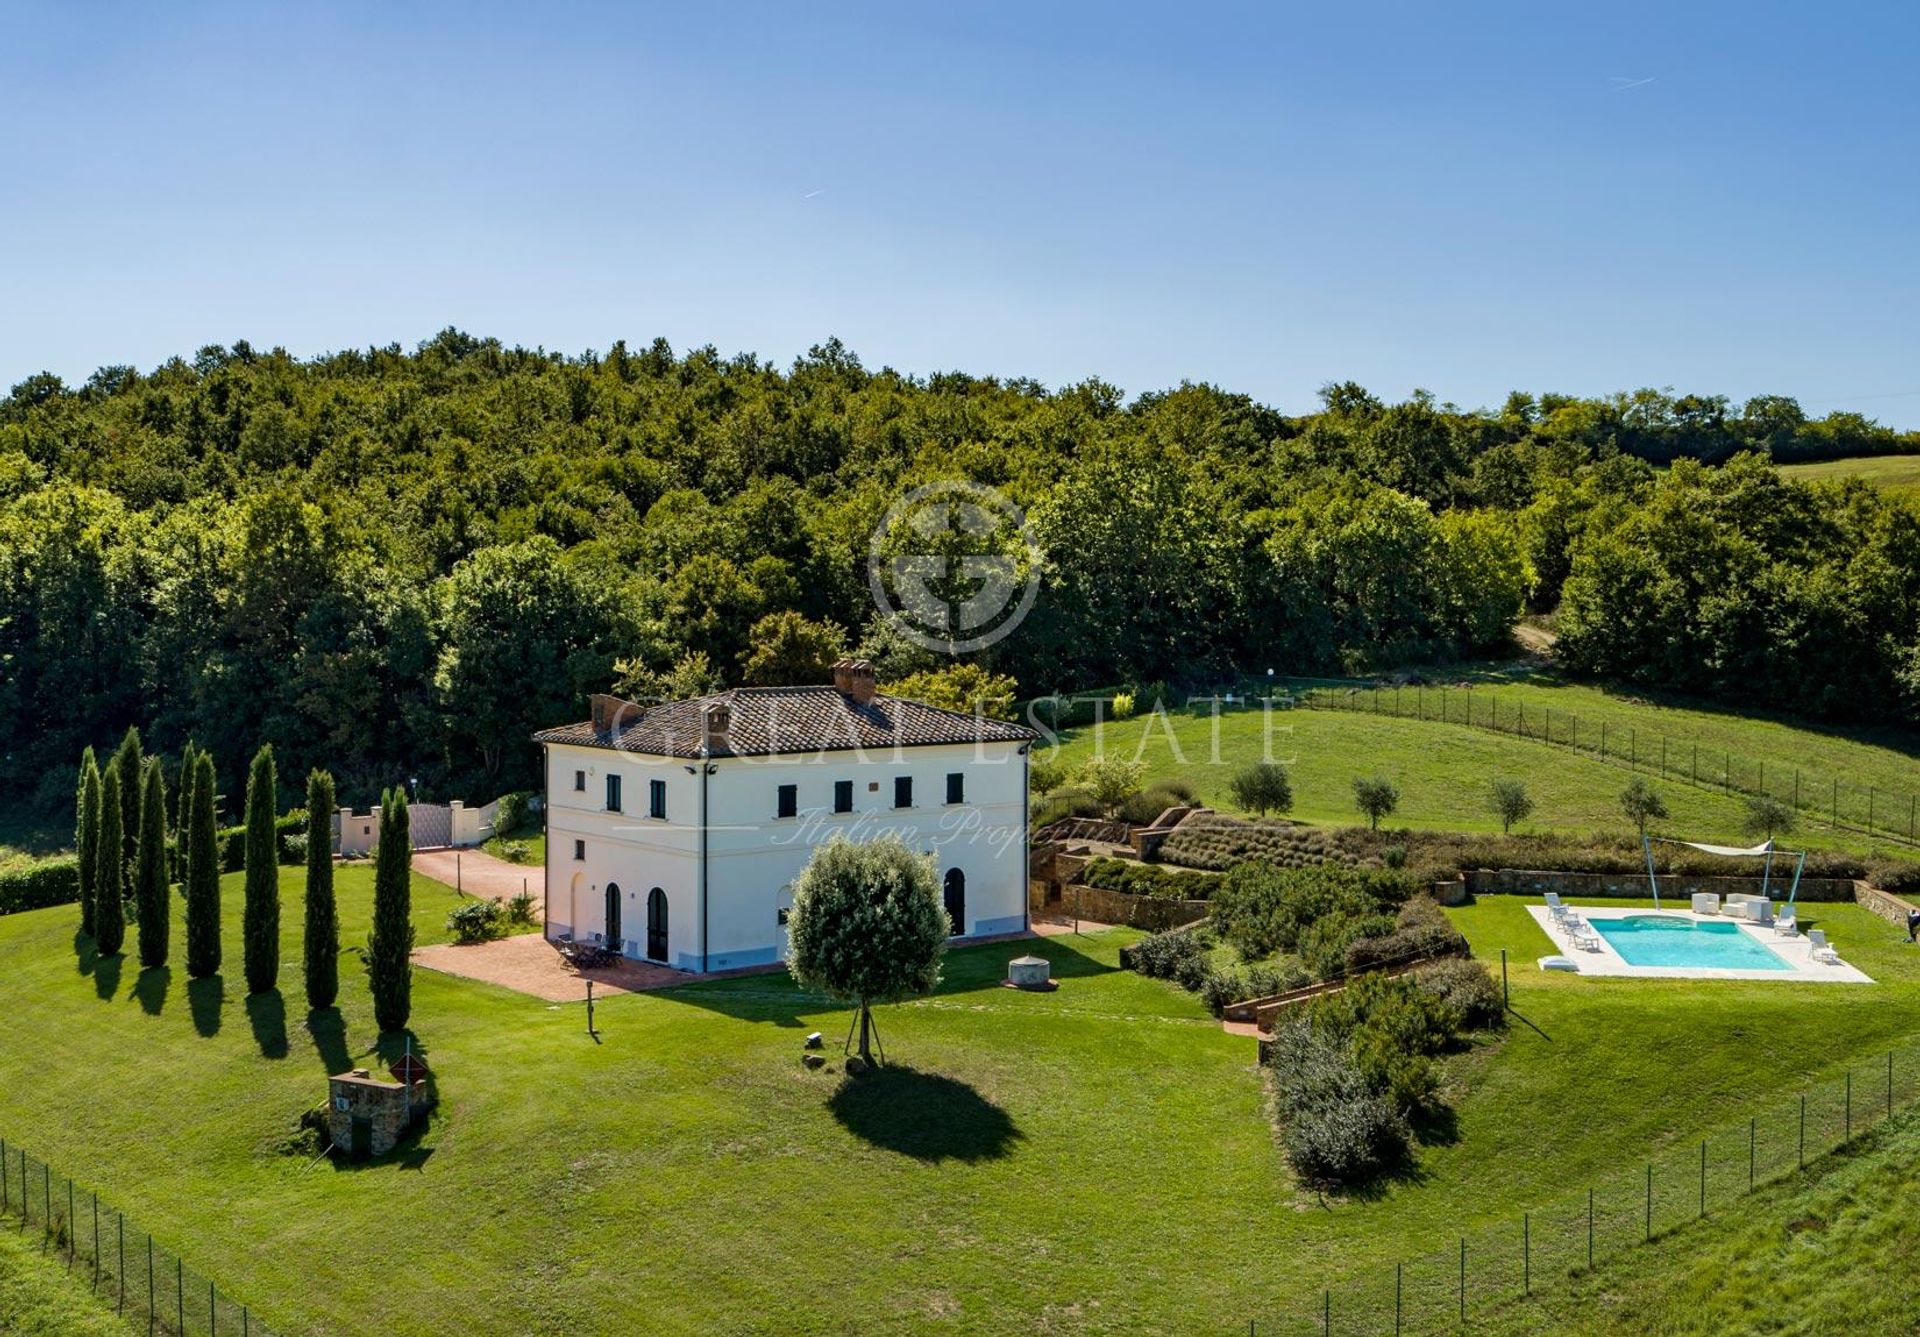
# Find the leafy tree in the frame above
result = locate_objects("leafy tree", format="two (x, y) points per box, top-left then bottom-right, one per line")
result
(1744, 793), (1798, 841)
(184, 752), (221, 979)
(740, 611), (847, 687)
(1076, 756), (1146, 818)
(1619, 776), (1669, 836)
(612, 650), (725, 704)
(242, 744), (280, 993)
(888, 662), (1020, 719)
(1028, 756), (1071, 795)
(1228, 762), (1294, 817)
(785, 836), (946, 1067)
(93, 761), (126, 957)
(135, 761), (170, 968)
(304, 769), (339, 1010)
(1487, 777), (1533, 835)
(1352, 776), (1400, 831)
(76, 747), (100, 936)
(111, 726), (143, 869)
(367, 788), (414, 1032)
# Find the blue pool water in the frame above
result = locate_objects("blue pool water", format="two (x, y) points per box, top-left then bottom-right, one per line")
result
(1589, 915), (1792, 970)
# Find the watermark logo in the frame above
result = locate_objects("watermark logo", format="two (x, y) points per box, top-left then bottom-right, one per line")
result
(867, 480), (1041, 655)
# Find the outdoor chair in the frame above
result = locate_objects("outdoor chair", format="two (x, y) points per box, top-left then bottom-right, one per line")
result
(1809, 930), (1841, 965)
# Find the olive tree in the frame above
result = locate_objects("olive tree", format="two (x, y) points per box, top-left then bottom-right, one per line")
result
(1076, 756), (1146, 818)
(1487, 777), (1533, 835)
(785, 835), (947, 1069)
(1352, 775), (1400, 831)
(1228, 761), (1293, 817)
(1619, 776), (1668, 836)
(1744, 793), (1797, 841)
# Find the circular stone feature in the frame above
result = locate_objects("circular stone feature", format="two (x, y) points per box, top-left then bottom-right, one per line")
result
(1007, 955), (1053, 990)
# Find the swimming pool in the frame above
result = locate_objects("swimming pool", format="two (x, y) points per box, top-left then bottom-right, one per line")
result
(1589, 915), (1792, 971)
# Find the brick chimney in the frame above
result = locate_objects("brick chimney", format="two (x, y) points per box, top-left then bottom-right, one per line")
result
(832, 658), (877, 705)
(702, 700), (733, 752)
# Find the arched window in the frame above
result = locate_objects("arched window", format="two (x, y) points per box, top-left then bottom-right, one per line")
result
(943, 868), (966, 937)
(646, 887), (669, 963)
(604, 882), (622, 947)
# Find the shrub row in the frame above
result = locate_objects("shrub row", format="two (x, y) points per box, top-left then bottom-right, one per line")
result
(1272, 960), (1505, 1187)
(1156, 813), (1359, 872)
(0, 854), (81, 915)
(1341, 895), (1470, 975)
(217, 811), (309, 872)
(1128, 925), (1314, 1016)
(1209, 862), (1422, 965)
(1081, 855), (1217, 901)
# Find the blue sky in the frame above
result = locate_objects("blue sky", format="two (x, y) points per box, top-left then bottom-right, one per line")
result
(3, 2), (1918, 423)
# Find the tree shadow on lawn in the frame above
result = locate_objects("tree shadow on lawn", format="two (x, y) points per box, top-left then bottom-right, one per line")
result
(73, 930), (97, 976)
(93, 952), (123, 1001)
(186, 975), (224, 1037)
(306, 1007), (352, 1075)
(132, 964), (170, 1016)
(246, 988), (289, 1059)
(827, 1065), (1022, 1163)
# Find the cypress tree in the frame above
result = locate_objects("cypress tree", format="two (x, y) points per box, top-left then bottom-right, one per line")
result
(304, 769), (339, 1010)
(76, 748), (101, 937)
(367, 787), (413, 1032)
(111, 726), (143, 870)
(94, 762), (126, 957)
(174, 741), (198, 882)
(184, 752), (222, 979)
(135, 761), (170, 968)
(242, 744), (280, 993)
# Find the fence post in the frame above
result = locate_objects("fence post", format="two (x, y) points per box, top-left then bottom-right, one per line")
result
(118, 1215), (124, 1312)
(92, 1193), (98, 1291)
(42, 1162), (49, 1244)
(1459, 1237), (1466, 1326)
(147, 1235), (154, 1336)
(176, 1257), (183, 1336)
(1794, 769), (1800, 810)
(1846, 1071), (1852, 1139)
(1601, 721), (1607, 760)
(1870, 787), (1876, 834)
(1833, 779), (1839, 828)
(1523, 1212), (1530, 1295)
(211, 1281), (217, 1335)
(1799, 1094), (1806, 1169)
(67, 1178), (74, 1266)
(1396, 1261), (1403, 1335)
(1322, 1288), (1329, 1336)
(1699, 1140), (1706, 1217)
(1501, 949), (1509, 1008)
(1692, 742), (1698, 785)
(0, 1137), (5, 1214)
(1749, 1118), (1755, 1192)
(1587, 1187), (1594, 1269)
(1645, 1163), (1652, 1242)
(1891, 1051), (1897, 1120)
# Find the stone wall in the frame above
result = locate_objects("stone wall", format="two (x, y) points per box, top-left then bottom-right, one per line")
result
(1028, 877), (1207, 932)
(1856, 882), (1920, 931)
(1462, 868), (1858, 902)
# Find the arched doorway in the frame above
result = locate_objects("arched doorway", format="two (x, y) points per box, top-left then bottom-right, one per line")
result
(604, 882), (622, 948)
(943, 868), (966, 937)
(646, 888), (669, 963)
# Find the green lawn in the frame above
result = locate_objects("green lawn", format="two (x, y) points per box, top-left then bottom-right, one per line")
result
(0, 1227), (134, 1337)
(1481, 1107), (1920, 1335)
(1779, 451), (1920, 495)
(1052, 672), (1920, 852)
(3, 864), (1920, 1334)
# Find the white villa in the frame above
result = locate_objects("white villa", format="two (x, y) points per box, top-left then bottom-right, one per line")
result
(533, 659), (1036, 972)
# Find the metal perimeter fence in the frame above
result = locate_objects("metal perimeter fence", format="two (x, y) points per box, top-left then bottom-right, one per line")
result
(1295, 682), (1920, 849)
(0, 1138), (277, 1337)
(1245, 1033), (1920, 1335)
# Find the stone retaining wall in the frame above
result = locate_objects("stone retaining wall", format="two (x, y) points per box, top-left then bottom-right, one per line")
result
(1856, 882), (1920, 931)
(1029, 878), (1207, 932)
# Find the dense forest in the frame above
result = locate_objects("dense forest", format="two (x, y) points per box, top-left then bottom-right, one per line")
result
(4, 329), (1919, 811)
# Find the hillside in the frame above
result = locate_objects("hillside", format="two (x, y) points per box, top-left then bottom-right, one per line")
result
(1051, 671), (1920, 853)
(1780, 451), (1920, 494)
(0, 1228), (135, 1337)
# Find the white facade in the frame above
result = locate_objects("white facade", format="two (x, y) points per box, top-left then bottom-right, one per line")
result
(542, 738), (1030, 972)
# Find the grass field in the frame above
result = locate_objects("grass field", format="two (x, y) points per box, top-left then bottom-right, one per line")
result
(1779, 452), (1920, 495)
(2, 861), (1919, 1334)
(1482, 1107), (1920, 1335)
(0, 1227), (134, 1336)
(1051, 670), (1920, 852)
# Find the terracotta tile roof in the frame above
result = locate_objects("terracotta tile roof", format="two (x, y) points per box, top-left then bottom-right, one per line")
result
(532, 687), (1037, 759)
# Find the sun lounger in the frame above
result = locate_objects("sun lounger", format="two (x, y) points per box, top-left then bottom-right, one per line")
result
(1809, 929), (1840, 964)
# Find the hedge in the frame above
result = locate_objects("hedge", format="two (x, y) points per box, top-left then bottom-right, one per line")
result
(1082, 855), (1218, 901)
(217, 811), (308, 873)
(0, 855), (81, 916)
